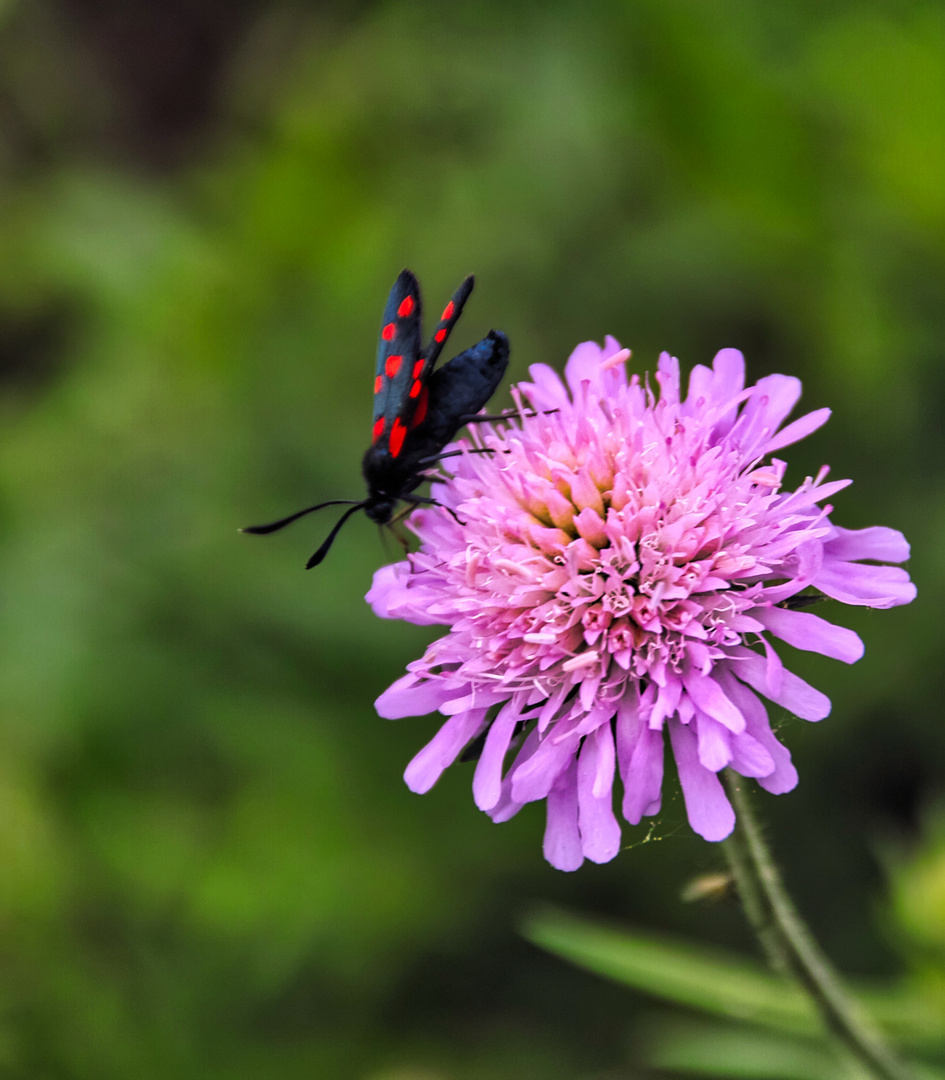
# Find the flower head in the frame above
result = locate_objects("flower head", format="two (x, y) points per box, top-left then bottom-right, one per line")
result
(368, 341), (916, 871)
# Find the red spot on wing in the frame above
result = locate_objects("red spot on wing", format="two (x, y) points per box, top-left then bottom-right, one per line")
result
(442, 301), (454, 321)
(382, 323), (395, 341)
(435, 328), (447, 343)
(385, 354), (402, 377)
(389, 417), (407, 457)
(372, 418), (385, 443)
(411, 385), (429, 428)
(374, 375), (383, 394)
(409, 379), (422, 398)
(398, 295), (415, 317)
(412, 359), (424, 378)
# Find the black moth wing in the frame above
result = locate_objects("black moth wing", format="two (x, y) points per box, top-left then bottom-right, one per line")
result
(372, 269), (422, 453)
(385, 273), (476, 446)
(370, 271), (479, 467)
(400, 330), (511, 465)
(420, 274), (475, 374)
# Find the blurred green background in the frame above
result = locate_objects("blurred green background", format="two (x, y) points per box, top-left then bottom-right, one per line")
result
(0, 1), (942, 1077)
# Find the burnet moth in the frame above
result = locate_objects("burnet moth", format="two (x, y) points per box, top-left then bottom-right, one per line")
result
(243, 269), (510, 567)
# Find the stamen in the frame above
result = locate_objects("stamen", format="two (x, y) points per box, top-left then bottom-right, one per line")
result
(562, 651), (600, 672)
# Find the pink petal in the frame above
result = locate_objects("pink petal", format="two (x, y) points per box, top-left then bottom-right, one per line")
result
(614, 692), (643, 764)
(488, 729), (541, 823)
(565, 341), (606, 399)
(814, 563), (917, 608)
(755, 607), (864, 664)
(404, 708), (488, 793)
(522, 363), (571, 411)
(762, 637), (784, 697)
(649, 678), (683, 729)
(621, 723), (664, 824)
(440, 689), (509, 715)
(729, 731), (776, 778)
(701, 349), (747, 435)
(376, 673), (466, 719)
(695, 715), (732, 772)
(685, 363), (715, 408)
(656, 352), (681, 404)
(764, 408), (831, 454)
(719, 671), (797, 794)
(472, 700), (522, 812)
(537, 684), (571, 732)
(668, 719), (735, 841)
(510, 719), (581, 803)
(365, 563), (403, 617)
(710, 349), (746, 400)
(577, 723), (621, 864)
(574, 507), (608, 545)
(543, 760), (583, 871)
(776, 477), (852, 514)
(825, 525), (911, 564)
(742, 374), (802, 436)
(601, 335), (629, 389)
(683, 671), (745, 733)
(366, 563), (443, 625)
(732, 651), (831, 721)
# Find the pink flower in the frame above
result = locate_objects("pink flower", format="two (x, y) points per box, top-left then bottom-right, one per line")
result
(367, 340), (916, 871)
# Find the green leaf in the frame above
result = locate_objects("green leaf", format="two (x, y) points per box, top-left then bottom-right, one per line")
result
(522, 907), (945, 1046)
(635, 1015), (845, 1080)
(522, 905), (821, 1036)
(638, 1015), (945, 1080)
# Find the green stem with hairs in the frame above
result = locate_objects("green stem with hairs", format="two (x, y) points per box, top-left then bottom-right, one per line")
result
(721, 771), (914, 1080)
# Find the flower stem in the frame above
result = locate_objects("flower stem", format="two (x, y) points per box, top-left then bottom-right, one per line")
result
(721, 771), (914, 1080)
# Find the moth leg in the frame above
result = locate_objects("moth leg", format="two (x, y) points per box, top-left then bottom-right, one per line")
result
(388, 521), (412, 554)
(387, 502), (415, 529)
(417, 447), (504, 465)
(403, 494), (465, 527)
(460, 408), (559, 423)
(777, 591), (828, 610)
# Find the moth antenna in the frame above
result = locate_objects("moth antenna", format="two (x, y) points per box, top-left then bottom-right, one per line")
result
(306, 503), (367, 568)
(241, 500), (363, 535)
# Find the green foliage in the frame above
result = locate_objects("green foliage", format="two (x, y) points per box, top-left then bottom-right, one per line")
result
(0, 0), (941, 1077)
(524, 901), (945, 1078)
